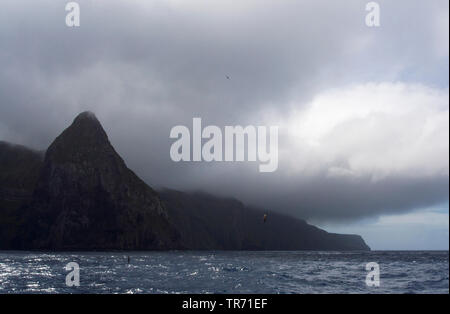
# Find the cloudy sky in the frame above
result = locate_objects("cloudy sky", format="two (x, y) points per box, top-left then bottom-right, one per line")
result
(0, 0), (448, 249)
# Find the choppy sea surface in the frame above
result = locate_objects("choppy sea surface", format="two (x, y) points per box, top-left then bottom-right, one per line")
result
(0, 251), (448, 294)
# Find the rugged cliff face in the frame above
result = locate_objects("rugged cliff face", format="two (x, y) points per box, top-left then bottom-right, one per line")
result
(0, 142), (43, 248)
(18, 112), (180, 250)
(0, 141), (43, 206)
(160, 190), (370, 251)
(0, 112), (370, 251)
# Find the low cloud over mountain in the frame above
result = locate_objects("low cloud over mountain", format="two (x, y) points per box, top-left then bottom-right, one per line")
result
(0, 0), (448, 247)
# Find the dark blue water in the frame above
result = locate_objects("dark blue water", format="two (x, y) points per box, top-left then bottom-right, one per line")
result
(0, 251), (448, 294)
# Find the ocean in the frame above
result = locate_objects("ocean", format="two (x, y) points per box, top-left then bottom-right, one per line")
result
(0, 251), (448, 294)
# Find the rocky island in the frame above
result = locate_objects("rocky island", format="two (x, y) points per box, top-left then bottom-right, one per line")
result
(0, 112), (370, 251)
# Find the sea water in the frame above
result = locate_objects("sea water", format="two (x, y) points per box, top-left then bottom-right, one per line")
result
(0, 251), (448, 294)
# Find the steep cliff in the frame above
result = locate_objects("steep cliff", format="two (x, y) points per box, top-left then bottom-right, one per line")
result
(17, 112), (180, 250)
(0, 112), (370, 251)
(160, 190), (370, 251)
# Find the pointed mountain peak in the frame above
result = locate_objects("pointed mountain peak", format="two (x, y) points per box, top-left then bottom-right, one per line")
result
(45, 111), (112, 164)
(25, 111), (179, 250)
(74, 111), (98, 123)
(70, 111), (103, 133)
(65, 111), (106, 140)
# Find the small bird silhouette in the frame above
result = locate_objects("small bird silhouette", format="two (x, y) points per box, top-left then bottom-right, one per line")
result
(226, 75), (230, 80)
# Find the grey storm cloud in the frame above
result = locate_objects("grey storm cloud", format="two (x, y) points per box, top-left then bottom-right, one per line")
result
(0, 0), (448, 223)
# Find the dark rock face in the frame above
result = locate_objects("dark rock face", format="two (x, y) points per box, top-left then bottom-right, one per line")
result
(0, 111), (370, 251)
(0, 142), (43, 248)
(0, 141), (43, 202)
(161, 190), (370, 251)
(19, 112), (180, 250)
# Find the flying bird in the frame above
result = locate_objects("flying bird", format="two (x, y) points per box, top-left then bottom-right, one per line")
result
(226, 75), (230, 80)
